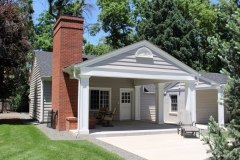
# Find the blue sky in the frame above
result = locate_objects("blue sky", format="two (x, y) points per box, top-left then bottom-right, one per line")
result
(33, 0), (219, 45)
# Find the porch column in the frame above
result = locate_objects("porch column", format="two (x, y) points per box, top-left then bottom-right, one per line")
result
(134, 86), (141, 120)
(77, 76), (90, 134)
(155, 83), (165, 124)
(218, 88), (224, 125)
(185, 81), (196, 122)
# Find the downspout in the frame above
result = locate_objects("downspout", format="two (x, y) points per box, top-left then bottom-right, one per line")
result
(40, 78), (44, 123)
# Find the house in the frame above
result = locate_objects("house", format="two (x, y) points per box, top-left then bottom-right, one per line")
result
(29, 15), (229, 134)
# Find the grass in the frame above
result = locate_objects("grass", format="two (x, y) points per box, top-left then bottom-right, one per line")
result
(0, 125), (124, 160)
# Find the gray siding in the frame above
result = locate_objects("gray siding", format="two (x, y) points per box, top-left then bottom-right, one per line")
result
(29, 57), (42, 121)
(140, 88), (229, 124)
(88, 48), (190, 75)
(43, 81), (52, 122)
(196, 90), (218, 123)
(140, 88), (155, 121)
(89, 77), (134, 120)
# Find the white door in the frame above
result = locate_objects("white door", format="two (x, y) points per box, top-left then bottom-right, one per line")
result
(120, 89), (133, 120)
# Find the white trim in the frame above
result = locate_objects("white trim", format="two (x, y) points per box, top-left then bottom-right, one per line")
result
(40, 79), (44, 123)
(80, 68), (196, 81)
(169, 94), (178, 113)
(72, 40), (199, 76)
(77, 77), (90, 134)
(135, 47), (153, 58)
(218, 88), (224, 125)
(89, 87), (112, 111)
(185, 81), (196, 122)
(155, 83), (165, 124)
(133, 87), (140, 120)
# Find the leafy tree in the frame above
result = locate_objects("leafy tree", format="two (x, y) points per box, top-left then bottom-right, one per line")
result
(175, 0), (218, 71)
(34, 0), (95, 51)
(96, 0), (135, 49)
(34, 11), (55, 51)
(135, 0), (200, 70)
(0, 0), (32, 111)
(207, 0), (240, 72)
(48, 0), (95, 20)
(202, 1), (240, 159)
(84, 37), (111, 55)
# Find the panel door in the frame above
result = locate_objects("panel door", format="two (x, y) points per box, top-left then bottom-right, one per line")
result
(120, 89), (132, 120)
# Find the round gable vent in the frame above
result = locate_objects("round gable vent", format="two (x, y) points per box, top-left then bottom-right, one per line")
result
(135, 47), (153, 58)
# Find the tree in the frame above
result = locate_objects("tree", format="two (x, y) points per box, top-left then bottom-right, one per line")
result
(135, 0), (200, 70)
(96, 0), (135, 49)
(34, 0), (95, 51)
(175, 0), (218, 71)
(34, 11), (55, 51)
(0, 0), (32, 111)
(48, 0), (95, 20)
(84, 37), (111, 55)
(202, 1), (240, 159)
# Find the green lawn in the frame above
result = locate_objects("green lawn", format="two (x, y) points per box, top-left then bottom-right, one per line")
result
(0, 125), (124, 160)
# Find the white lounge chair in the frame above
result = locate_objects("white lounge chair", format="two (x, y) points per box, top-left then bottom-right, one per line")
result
(177, 110), (200, 138)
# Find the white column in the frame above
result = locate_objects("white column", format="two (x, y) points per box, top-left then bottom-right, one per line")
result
(185, 81), (196, 122)
(218, 88), (224, 125)
(155, 83), (165, 124)
(134, 86), (141, 120)
(77, 76), (90, 134)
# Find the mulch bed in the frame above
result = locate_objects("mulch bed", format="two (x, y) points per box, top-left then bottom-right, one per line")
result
(0, 118), (22, 124)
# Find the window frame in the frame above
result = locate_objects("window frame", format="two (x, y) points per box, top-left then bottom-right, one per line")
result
(169, 94), (178, 114)
(89, 87), (111, 111)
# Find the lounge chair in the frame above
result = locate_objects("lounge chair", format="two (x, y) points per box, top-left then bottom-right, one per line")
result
(102, 108), (117, 127)
(94, 107), (108, 124)
(177, 110), (200, 138)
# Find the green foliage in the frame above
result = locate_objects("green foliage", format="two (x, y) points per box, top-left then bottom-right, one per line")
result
(48, 0), (95, 20)
(34, 11), (55, 51)
(84, 37), (111, 55)
(0, 125), (124, 160)
(203, 1), (240, 159)
(0, 1), (32, 102)
(97, 0), (135, 49)
(175, 0), (218, 71)
(135, 0), (200, 70)
(201, 116), (230, 159)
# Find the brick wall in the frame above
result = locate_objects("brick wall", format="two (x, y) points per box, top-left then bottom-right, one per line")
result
(52, 16), (83, 131)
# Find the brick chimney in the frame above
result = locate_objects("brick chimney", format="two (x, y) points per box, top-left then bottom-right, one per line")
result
(52, 16), (84, 131)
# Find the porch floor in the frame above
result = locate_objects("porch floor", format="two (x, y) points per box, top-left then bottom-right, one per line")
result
(89, 120), (178, 137)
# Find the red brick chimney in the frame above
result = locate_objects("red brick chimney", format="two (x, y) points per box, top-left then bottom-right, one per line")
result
(52, 16), (84, 131)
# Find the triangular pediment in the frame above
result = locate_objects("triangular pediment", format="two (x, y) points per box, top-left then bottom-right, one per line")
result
(76, 40), (198, 76)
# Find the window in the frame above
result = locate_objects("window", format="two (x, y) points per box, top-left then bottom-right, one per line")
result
(121, 92), (131, 103)
(170, 95), (178, 112)
(90, 88), (110, 110)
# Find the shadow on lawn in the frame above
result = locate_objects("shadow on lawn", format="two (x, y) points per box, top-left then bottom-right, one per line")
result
(0, 115), (36, 125)
(0, 118), (23, 125)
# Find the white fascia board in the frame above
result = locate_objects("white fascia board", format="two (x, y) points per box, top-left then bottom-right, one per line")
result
(195, 86), (220, 90)
(80, 67), (195, 81)
(74, 40), (199, 77)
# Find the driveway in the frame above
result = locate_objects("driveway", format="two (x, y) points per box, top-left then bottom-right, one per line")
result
(97, 133), (210, 160)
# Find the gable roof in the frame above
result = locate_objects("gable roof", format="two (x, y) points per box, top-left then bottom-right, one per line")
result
(35, 51), (52, 77)
(199, 72), (228, 84)
(34, 51), (96, 77)
(70, 40), (199, 76)
(144, 72), (228, 93)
